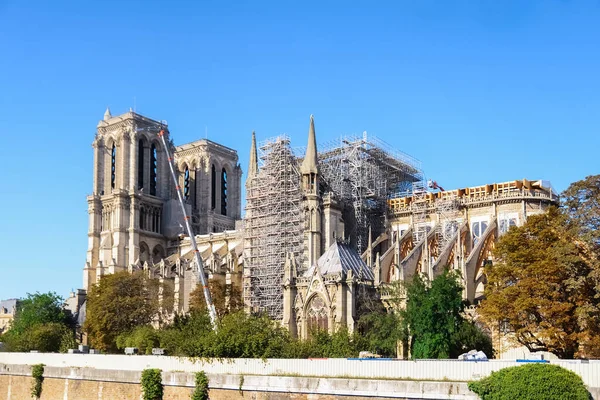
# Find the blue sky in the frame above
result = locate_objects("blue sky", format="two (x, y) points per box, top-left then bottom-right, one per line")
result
(0, 1), (598, 300)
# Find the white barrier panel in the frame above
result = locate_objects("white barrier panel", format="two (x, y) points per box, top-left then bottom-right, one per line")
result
(0, 353), (598, 388)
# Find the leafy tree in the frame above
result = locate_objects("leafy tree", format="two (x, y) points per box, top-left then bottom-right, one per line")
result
(9, 292), (71, 335)
(399, 270), (491, 359)
(210, 311), (290, 358)
(84, 271), (161, 352)
(452, 320), (494, 358)
(116, 325), (160, 355)
(478, 206), (600, 358)
(562, 174), (600, 250)
(189, 280), (243, 317)
(401, 270), (465, 358)
(357, 311), (406, 357)
(159, 311), (214, 357)
(1, 292), (75, 352)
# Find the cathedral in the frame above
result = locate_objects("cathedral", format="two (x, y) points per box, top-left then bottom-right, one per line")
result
(82, 108), (558, 339)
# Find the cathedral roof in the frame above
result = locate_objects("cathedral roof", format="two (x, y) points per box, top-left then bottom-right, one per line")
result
(307, 241), (374, 281)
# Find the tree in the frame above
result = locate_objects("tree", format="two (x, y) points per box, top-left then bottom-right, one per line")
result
(562, 174), (600, 251)
(9, 292), (71, 335)
(401, 270), (467, 359)
(189, 280), (243, 317)
(84, 271), (161, 352)
(1, 292), (75, 352)
(478, 206), (600, 358)
(357, 311), (405, 357)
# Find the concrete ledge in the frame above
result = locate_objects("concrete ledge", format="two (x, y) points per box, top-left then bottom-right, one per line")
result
(0, 363), (478, 399)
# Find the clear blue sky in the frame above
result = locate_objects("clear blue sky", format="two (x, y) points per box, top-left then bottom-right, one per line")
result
(0, 1), (598, 300)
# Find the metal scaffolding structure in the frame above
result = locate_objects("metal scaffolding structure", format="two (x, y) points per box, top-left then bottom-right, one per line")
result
(244, 135), (304, 319)
(318, 132), (422, 254)
(436, 193), (460, 255)
(411, 180), (429, 245)
(244, 132), (422, 319)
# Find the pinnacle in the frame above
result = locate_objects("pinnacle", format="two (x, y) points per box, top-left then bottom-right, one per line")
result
(300, 114), (319, 175)
(246, 130), (259, 185)
(103, 107), (112, 121)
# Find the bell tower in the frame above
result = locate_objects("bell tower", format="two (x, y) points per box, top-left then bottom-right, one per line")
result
(84, 108), (171, 290)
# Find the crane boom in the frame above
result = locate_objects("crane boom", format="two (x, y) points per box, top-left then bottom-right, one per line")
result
(157, 128), (218, 329)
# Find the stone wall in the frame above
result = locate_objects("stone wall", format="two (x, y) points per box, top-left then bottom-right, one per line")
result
(0, 363), (478, 400)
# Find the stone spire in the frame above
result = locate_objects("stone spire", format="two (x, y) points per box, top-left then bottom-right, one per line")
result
(103, 107), (111, 121)
(300, 115), (319, 175)
(246, 131), (258, 186)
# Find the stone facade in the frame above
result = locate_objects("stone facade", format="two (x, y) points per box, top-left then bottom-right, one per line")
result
(84, 109), (242, 314)
(81, 109), (558, 341)
(379, 179), (557, 304)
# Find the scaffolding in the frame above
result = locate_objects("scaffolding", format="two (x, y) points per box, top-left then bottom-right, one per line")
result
(244, 132), (422, 319)
(318, 132), (422, 254)
(436, 193), (460, 255)
(243, 135), (304, 319)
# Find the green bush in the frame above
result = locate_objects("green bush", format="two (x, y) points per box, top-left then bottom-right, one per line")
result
(468, 363), (591, 400)
(31, 364), (44, 399)
(191, 371), (209, 400)
(3, 322), (75, 353)
(141, 368), (163, 400)
(117, 325), (160, 355)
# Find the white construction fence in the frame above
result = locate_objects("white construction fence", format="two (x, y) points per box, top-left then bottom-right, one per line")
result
(0, 353), (598, 389)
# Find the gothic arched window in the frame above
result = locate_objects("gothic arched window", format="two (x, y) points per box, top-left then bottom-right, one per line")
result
(306, 295), (328, 336)
(184, 166), (190, 200)
(111, 144), (116, 189)
(137, 139), (144, 190)
(221, 168), (227, 215)
(150, 144), (158, 196)
(211, 164), (216, 210)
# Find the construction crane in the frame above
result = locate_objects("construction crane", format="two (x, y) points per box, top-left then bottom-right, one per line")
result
(142, 126), (218, 329)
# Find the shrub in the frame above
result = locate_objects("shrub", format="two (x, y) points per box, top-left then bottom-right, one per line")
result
(468, 363), (591, 400)
(31, 363), (44, 399)
(191, 371), (209, 400)
(141, 368), (163, 400)
(117, 325), (160, 355)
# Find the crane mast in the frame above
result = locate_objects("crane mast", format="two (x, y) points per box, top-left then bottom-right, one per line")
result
(157, 128), (218, 329)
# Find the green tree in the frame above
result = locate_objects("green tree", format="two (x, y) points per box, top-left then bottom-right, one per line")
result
(210, 311), (290, 358)
(9, 292), (71, 335)
(400, 270), (491, 359)
(357, 311), (405, 357)
(478, 206), (600, 358)
(84, 271), (161, 352)
(116, 325), (160, 355)
(1, 292), (75, 352)
(401, 270), (465, 358)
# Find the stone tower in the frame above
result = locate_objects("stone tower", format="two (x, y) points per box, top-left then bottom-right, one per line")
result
(301, 115), (322, 269)
(84, 109), (242, 291)
(84, 110), (173, 290)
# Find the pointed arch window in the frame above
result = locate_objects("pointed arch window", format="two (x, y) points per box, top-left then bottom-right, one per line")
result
(137, 140), (144, 190)
(306, 295), (328, 336)
(184, 166), (190, 201)
(211, 164), (216, 210)
(111, 144), (116, 189)
(221, 168), (227, 215)
(150, 144), (157, 196)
